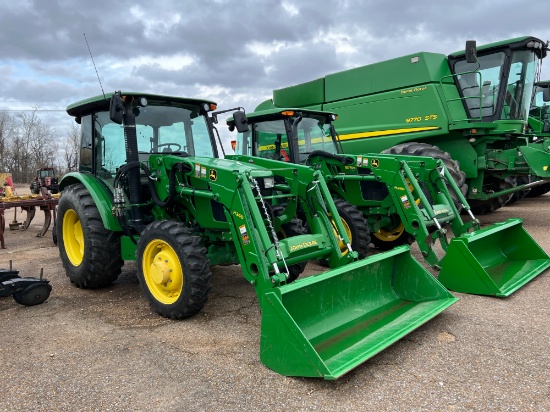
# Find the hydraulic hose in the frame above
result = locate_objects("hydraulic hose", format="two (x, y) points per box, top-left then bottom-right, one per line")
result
(115, 161), (190, 210)
(122, 112), (145, 232)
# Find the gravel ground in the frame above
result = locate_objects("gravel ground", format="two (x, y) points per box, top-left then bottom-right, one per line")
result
(1, 188), (549, 411)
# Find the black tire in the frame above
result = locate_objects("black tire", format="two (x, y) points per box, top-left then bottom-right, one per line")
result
(332, 199), (370, 258)
(526, 181), (550, 198)
(136, 220), (211, 319)
(382, 142), (468, 208)
(278, 218), (308, 283)
(320, 199), (370, 266)
(507, 176), (530, 205)
(57, 183), (123, 288)
(13, 283), (52, 306)
(370, 215), (415, 251)
(468, 176), (515, 215)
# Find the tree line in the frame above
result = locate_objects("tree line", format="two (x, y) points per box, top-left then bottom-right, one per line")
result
(0, 108), (80, 184)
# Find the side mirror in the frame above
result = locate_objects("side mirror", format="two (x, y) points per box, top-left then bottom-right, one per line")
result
(543, 87), (550, 102)
(232, 110), (249, 133)
(109, 94), (125, 124)
(465, 40), (477, 64)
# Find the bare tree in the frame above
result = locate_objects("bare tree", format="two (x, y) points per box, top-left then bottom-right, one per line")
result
(9, 107), (57, 183)
(0, 111), (16, 173)
(62, 121), (81, 173)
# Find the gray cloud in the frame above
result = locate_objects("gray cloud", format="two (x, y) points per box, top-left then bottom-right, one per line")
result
(0, 0), (549, 136)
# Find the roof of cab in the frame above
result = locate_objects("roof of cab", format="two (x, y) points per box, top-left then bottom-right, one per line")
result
(66, 92), (216, 117)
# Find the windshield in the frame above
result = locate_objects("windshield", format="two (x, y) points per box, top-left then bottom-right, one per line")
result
(529, 84), (550, 127)
(235, 115), (336, 163)
(532, 84), (550, 109)
(454, 50), (537, 121)
(505, 50), (537, 120)
(94, 105), (213, 176)
(39, 169), (54, 178)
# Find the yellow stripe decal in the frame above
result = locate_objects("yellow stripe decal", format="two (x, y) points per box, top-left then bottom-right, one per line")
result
(258, 137), (332, 151)
(338, 126), (440, 141)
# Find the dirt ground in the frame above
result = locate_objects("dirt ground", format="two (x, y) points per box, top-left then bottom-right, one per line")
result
(1, 186), (549, 411)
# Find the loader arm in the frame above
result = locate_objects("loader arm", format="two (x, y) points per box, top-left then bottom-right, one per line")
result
(229, 107), (550, 296)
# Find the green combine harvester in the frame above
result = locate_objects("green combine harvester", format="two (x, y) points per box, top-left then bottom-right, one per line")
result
(55, 92), (458, 379)
(257, 36), (550, 215)
(227, 108), (550, 296)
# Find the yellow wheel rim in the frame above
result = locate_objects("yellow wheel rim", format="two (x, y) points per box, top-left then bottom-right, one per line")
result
(142, 239), (183, 305)
(63, 209), (84, 266)
(373, 222), (405, 242)
(331, 217), (352, 255)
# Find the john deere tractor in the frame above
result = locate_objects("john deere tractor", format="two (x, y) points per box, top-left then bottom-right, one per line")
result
(227, 108), (550, 297)
(56, 92), (458, 379)
(258, 36), (550, 215)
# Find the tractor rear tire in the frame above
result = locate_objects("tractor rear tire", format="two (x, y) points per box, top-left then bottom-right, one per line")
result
(382, 142), (468, 209)
(136, 220), (211, 319)
(370, 216), (415, 251)
(278, 218), (308, 283)
(57, 183), (123, 288)
(468, 176), (516, 215)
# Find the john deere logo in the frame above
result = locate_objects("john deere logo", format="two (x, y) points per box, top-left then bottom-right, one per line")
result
(371, 159), (380, 168)
(209, 169), (217, 181)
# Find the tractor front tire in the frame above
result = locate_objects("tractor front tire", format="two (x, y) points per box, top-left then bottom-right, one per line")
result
(370, 216), (414, 251)
(320, 199), (370, 266)
(278, 218), (308, 283)
(57, 183), (123, 288)
(332, 199), (370, 259)
(136, 221), (211, 319)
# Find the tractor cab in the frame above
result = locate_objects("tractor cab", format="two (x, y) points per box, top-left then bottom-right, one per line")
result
(448, 37), (548, 124)
(528, 80), (550, 133)
(230, 108), (340, 164)
(67, 92), (218, 183)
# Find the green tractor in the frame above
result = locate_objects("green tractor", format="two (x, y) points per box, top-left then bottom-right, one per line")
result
(258, 36), (550, 215)
(56, 91), (458, 379)
(227, 108), (550, 297)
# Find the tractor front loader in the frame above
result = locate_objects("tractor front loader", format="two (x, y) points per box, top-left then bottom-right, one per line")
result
(56, 92), (457, 379)
(227, 108), (550, 296)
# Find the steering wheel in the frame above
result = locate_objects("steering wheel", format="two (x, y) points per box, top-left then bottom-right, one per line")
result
(306, 150), (355, 165)
(156, 143), (182, 152)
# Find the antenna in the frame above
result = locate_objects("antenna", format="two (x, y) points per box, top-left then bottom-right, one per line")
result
(83, 33), (106, 99)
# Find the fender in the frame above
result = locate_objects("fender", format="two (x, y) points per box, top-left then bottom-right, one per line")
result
(59, 173), (122, 231)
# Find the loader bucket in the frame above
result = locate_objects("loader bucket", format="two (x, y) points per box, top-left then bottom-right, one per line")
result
(438, 218), (550, 297)
(259, 246), (458, 379)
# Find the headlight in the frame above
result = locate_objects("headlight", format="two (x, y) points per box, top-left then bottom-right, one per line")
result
(263, 177), (275, 189)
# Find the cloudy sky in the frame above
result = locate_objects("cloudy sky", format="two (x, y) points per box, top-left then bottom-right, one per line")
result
(1, 0), (550, 148)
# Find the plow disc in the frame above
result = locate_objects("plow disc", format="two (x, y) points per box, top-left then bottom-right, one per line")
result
(259, 246), (458, 379)
(438, 218), (550, 296)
